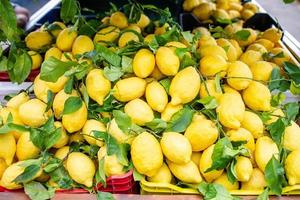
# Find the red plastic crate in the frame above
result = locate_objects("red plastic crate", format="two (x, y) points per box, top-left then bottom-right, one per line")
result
(0, 69), (40, 82)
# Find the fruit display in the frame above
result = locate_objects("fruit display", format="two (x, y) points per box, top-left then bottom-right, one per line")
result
(0, 0), (300, 200)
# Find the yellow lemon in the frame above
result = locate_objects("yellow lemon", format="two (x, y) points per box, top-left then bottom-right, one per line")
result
(254, 39), (274, 51)
(16, 131), (40, 161)
(94, 26), (120, 45)
(191, 152), (202, 166)
(52, 122), (69, 148)
(147, 162), (173, 183)
(269, 47), (291, 66)
(110, 11), (128, 29)
(192, 2), (216, 21)
(45, 47), (62, 60)
(118, 32), (139, 48)
(136, 14), (150, 29)
(6, 92), (29, 109)
(169, 66), (200, 105)
(0, 159), (8, 179)
(28, 51), (43, 70)
(144, 34), (155, 44)
(183, 0), (201, 11)
(56, 27), (78, 51)
(229, 39), (243, 57)
(145, 81), (168, 112)
(227, 128), (255, 152)
(69, 132), (84, 144)
(167, 160), (202, 184)
(124, 99), (154, 126)
(82, 119), (105, 147)
(126, 24), (141, 33)
(49, 21), (66, 37)
(240, 50), (262, 67)
(236, 28), (257, 47)
(242, 81), (271, 111)
(234, 156), (253, 182)
(200, 145), (223, 182)
(155, 47), (180, 76)
(285, 150), (300, 185)
(131, 132), (163, 176)
(283, 122), (300, 151)
(250, 61), (273, 81)
(213, 9), (230, 20)
(33, 74), (51, 103)
(241, 111), (264, 139)
(113, 77), (146, 102)
(225, 22), (243, 35)
(200, 55), (228, 77)
(86, 69), (111, 106)
(55, 146), (70, 160)
(185, 118), (219, 151)
(18, 98), (52, 127)
(213, 173), (239, 191)
(0, 133), (16, 165)
(46, 75), (69, 93)
(53, 89), (78, 119)
(229, 2), (243, 11)
(265, 107), (285, 125)
(247, 43), (267, 55)
(133, 49), (155, 78)
(72, 35), (94, 55)
(161, 132), (192, 164)
(0, 107), (24, 140)
(199, 79), (223, 100)
(241, 168), (266, 190)
(223, 84), (240, 96)
(216, 38), (238, 61)
(62, 101), (88, 133)
(66, 152), (96, 187)
(217, 93), (245, 129)
(161, 103), (183, 122)
(25, 31), (52, 51)
(199, 45), (227, 60)
(227, 61), (253, 90)
(193, 27), (211, 36)
(255, 136), (279, 171)
(241, 9), (254, 20)
(154, 23), (169, 35)
(261, 27), (282, 43)
(198, 35), (217, 46)
(107, 118), (134, 144)
(228, 10), (241, 19)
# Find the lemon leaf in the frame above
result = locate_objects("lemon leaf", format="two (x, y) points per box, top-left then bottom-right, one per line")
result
(264, 156), (285, 195)
(60, 0), (79, 24)
(103, 66), (124, 82)
(96, 158), (106, 187)
(63, 96), (82, 115)
(14, 164), (41, 184)
(268, 68), (289, 92)
(267, 118), (287, 146)
(0, 0), (19, 42)
(46, 90), (54, 112)
(227, 159), (238, 184)
(235, 30), (250, 41)
(257, 188), (269, 200)
(112, 110), (132, 133)
(283, 62), (300, 85)
(181, 31), (194, 43)
(133, 167), (144, 181)
(48, 166), (73, 189)
(270, 92), (285, 107)
(283, 102), (299, 122)
(64, 76), (74, 94)
(198, 182), (240, 200)
(166, 107), (194, 132)
(96, 192), (115, 200)
(24, 181), (55, 200)
(145, 118), (167, 133)
(95, 44), (121, 67)
(121, 56), (133, 73)
(159, 78), (171, 94)
(198, 96), (218, 110)
(290, 80), (300, 95)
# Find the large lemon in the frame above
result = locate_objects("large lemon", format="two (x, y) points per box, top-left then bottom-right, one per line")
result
(261, 27), (282, 43)
(250, 61), (273, 81)
(94, 26), (120, 45)
(33, 74), (52, 103)
(110, 12), (128, 29)
(136, 14), (150, 29)
(6, 92), (29, 109)
(147, 163), (173, 184)
(155, 47), (180, 76)
(56, 27), (78, 51)
(283, 122), (300, 151)
(53, 89), (78, 119)
(240, 50), (262, 67)
(131, 132), (163, 176)
(241, 111), (264, 139)
(72, 35), (94, 55)
(227, 128), (255, 152)
(45, 47), (62, 60)
(113, 77), (146, 102)
(199, 45), (227, 60)
(145, 81), (168, 112)
(82, 119), (105, 147)
(169, 66), (200, 105)
(118, 32), (139, 48)
(124, 99), (154, 126)
(254, 39), (274, 51)
(16, 131), (40, 161)
(192, 2), (215, 21)
(66, 152), (96, 187)
(227, 61), (253, 90)
(241, 168), (266, 190)
(161, 103), (183, 122)
(25, 31), (52, 51)
(0, 133), (16, 165)
(55, 146), (69, 160)
(107, 118), (134, 144)
(200, 55), (228, 77)
(247, 43), (267, 55)
(285, 150), (300, 185)
(161, 132), (192, 164)
(213, 173), (239, 191)
(183, 0), (201, 11)
(234, 156), (253, 182)
(133, 49), (155, 78)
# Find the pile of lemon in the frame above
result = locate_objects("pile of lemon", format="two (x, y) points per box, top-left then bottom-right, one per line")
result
(183, 0), (259, 22)
(0, 4), (299, 196)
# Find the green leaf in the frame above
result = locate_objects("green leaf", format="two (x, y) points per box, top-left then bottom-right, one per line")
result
(267, 118), (286, 146)
(45, 128), (62, 150)
(80, 83), (89, 106)
(14, 165), (41, 184)
(0, 0), (19, 41)
(96, 158), (106, 187)
(145, 118), (167, 132)
(48, 166), (73, 189)
(64, 76), (74, 94)
(166, 107), (194, 132)
(8, 51), (32, 84)
(95, 44), (122, 67)
(0, 56), (7, 72)
(103, 66), (124, 82)
(121, 56), (133, 73)
(0, 122), (29, 135)
(24, 181), (55, 200)
(63, 96), (82, 115)
(283, 0), (295, 3)
(159, 78), (171, 94)
(60, 0), (79, 24)
(96, 192), (115, 200)
(181, 31), (194, 44)
(133, 167), (144, 181)
(216, 18), (232, 25)
(40, 57), (76, 82)
(268, 68), (290, 92)
(290, 80), (300, 95)
(283, 62), (300, 84)
(257, 188), (269, 200)
(198, 182), (240, 200)
(270, 92), (285, 107)
(283, 102), (299, 122)
(198, 96), (218, 110)
(180, 54), (196, 69)
(227, 159), (238, 184)
(175, 48), (189, 60)
(264, 156), (285, 195)
(46, 90), (54, 111)
(235, 30), (250, 41)
(112, 110), (132, 134)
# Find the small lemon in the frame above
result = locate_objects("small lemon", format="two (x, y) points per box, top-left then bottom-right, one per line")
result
(46, 75), (69, 94)
(25, 31), (52, 51)
(228, 10), (241, 19)
(169, 66), (200, 105)
(113, 77), (146, 102)
(242, 81), (271, 111)
(199, 79), (223, 100)
(66, 152), (96, 187)
(94, 26), (120, 45)
(241, 168), (266, 190)
(45, 47), (62, 60)
(168, 160), (202, 184)
(200, 144), (223, 182)
(213, 173), (239, 191)
(145, 81), (168, 112)
(72, 35), (94, 55)
(52, 122), (69, 148)
(241, 111), (264, 139)
(285, 150), (300, 185)
(144, 34), (155, 44)
(213, 9), (230, 20)
(225, 23), (243, 35)
(155, 47), (180, 76)
(107, 118), (134, 144)
(16, 131), (40, 161)
(227, 61), (253, 90)
(131, 132), (163, 176)
(0, 159), (8, 179)
(161, 103), (183, 122)
(28, 51), (43, 70)
(124, 99), (154, 126)
(82, 119), (106, 147)
(147, 162), (173, 183)
(234, 156), (253, 182)
(0, 133), (16, 165)
(6, 92), (29, 109)
(110, 11), (128, 29)
(227, 128), (255, 152)
(200, 55), (228, 77)
(283, 122), (300, 151)
(198, 45), (227, 60)
(154, 23), (169, 35)
(191, 152), (202, 166)
(136, 14), (150, 29)
(193, 27), (211, 36)
(241, 9), (254, 20)
(133, 49), (155, 78)
(53, 89), (79, 119)
(56, 27), (77, 51)
(240, 50), (262, 67)
(250, 61), (273, 81)
(86, 69), (111, 106)
(229, 2), (243, 11)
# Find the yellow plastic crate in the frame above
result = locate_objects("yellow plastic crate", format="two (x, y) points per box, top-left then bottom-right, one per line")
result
(140, 178), (300, 195)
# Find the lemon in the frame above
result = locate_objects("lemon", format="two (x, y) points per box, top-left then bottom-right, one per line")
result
(72, 35), (94, 55)
(266, 107), (285, 125)
(234, 156), (253, 182)
(229, 2), (243, 11)
(25, 31), (52, 51)
(261, 27), (282, 43)
(66, 152), (96, 187)
(227, 61), (253, 90)
(223, 84), (241, 96)
(255, 136), (279, 171)
(133, 49), (155, 78)
(254, 39), (274, 51)
(169, 67), (200, 105)
(227, 128), (255, 152)
(0, 133), (16, 165)
(193, 27), (210, 36)
(213, 9), (230, 20)
(136, 14), (150, 29)
(49, 21), (66, 38)
(55, 146), (69, 160)
(154, 23), (169, 35)
(161, 103), (183, 122)
(16, 131), (40, 161)
(228, 10), (241, 19)
(94, 26), (120, 45)
(242, 81), (271, 111)
(52, 122), (69, 148)
(108, 118), (134, 144)
(161, 132), (192, 164)
(199, 144), (223, 182)
(216, 93), (245, 129)
(45, 47), (62, 60)
(229, 39), (243, 57)
(46, 75), (69, 93)
(131, 132), (163, 176)
(269, 47), (291, 66)
(250, 61), (273, 81)
(285, 150), (300, 185)
(241, 168), (266, 190)
(145, 81), (168, 112)
(199, 45), (228, 60)
(283, 122), (300, 151)
(56, 28), (78, 51)
(19, 98), (52, 127)
(240, 50), (262, 67)
(0, 159), (7, 179)
(113, 77), (146, 102)
(192, 2), (215, 21)
(198, 35), (217, 47)
(225, 23), (243, 35)
(144, 34), (155, 44)
(185, 118), (219, 151)
(60, 52), (75, 62)
(118, 32), (139, 48)
(216, 0), (230, 10)
(191, 152), (202, 166)
(213, 173), (239, 191)
(200, 55), (228, 77)
(0, 107), (24, 140)
(126, 24), (141, 33)
(6, 92), (29, 109)
(33, 74), (51, 103)
(86, 69), (111, 106)
(53, 89), (78, 119)
(82, 119), (105, 147)
(62, 101), (88, 133)
(28, 51), (43, 70)
(156, 47), (180, 76)
(216, 38), (238, 61)
(147, 162), (173, 183)
(183, 0), (201, 11)
(167, 160), (202, 184)
(110, 11), (128, 29)
(241, 111), (264, 139)
(98, 146), (125, 177)
(241, 9), (254, 20)
(124, 99), (154, 126)
(247, 43), (267, 55)
(236, 28), (257, 47)
(199, 79), (223, 100)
